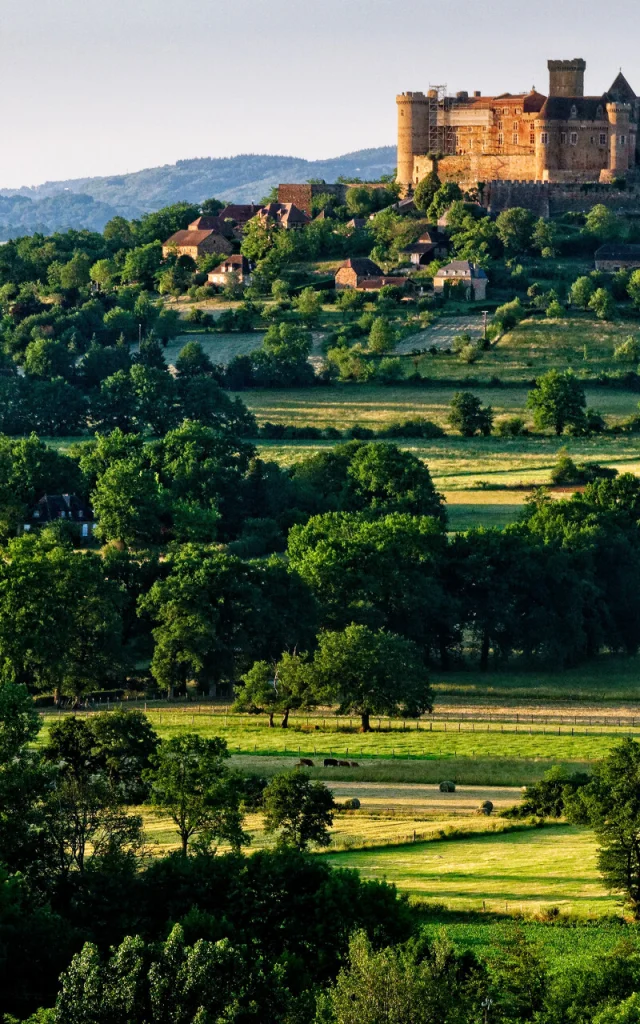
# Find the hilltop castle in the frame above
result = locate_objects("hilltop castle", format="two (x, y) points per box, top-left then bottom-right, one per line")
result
(397, 59), (639, 193)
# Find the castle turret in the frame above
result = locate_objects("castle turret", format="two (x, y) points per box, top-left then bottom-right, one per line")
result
(548, 59), (586, 97)
(396, 91), (429, 194)
(607, 101), (632, 175)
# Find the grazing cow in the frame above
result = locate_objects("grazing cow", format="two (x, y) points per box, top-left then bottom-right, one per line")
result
(324, 757), (339, 767)
(338, 760), (351, 767)
(296, 758), (314, 767)
(349, 761), (360, 768)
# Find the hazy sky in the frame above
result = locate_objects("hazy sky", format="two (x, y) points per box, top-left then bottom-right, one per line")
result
(3, 0), (640, 188)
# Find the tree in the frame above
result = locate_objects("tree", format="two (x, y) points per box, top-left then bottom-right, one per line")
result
(496, 207), (536, 254)
(91, 456), (165, 547)
(89, 709), (159, 802)
(262, 322), (312, 363)
(427, 182), (463, 221)
(312, 623), (432, 732)
(89, 258), (118, 291)
(448, 392), (493, 436)
(584, 204), (621, 242)
(121, 243), (163, 288)
(569, 275), (595, 309)
(526, 370), (586, 435)
(413, 170), (441, 213)
(532, 218), (561, 258)
(368, 316), (396, 354)
(589, 287), (617, 321)
(234, 652), (318, 727)
(628, 270), (640, 309)
(294, 286), (323, 326)
(263, 770), (334, 850)
(145, 734), (248, 855)
(103, 306), (137, 342)
(566, 739), (640, 916)
(24, 338), (74, 381)
(175, 340), (215, 377)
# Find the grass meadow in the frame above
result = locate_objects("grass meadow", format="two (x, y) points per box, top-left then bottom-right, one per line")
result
(325, 824), (614, 916)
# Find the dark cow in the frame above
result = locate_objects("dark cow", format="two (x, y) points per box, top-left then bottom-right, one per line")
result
(349, 761), (360, 768)
(324, 757), (339, 767)
(296, 758), (314, 767)
(338, 760), (351, 767)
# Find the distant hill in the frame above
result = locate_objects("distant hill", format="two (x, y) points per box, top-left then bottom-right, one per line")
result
(0, 147), (396, 240)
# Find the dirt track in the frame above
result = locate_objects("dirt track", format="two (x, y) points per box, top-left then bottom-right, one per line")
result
(327, 781), (521, 813)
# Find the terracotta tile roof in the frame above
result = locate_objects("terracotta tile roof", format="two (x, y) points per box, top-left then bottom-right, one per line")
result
(217, 204), (262, 224)
(209, 254), (252, 274)
(164, 229), (218, 246)
(189, 215), (235, 238)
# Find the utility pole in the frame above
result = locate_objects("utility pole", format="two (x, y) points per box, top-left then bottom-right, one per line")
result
(482, 310), (489, 346)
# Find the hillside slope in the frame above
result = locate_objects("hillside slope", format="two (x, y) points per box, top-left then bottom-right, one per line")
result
(0, 146), (396, 239)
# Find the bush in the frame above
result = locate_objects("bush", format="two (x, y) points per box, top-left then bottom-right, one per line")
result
(343, 798), (361, 810)
(494, 416), (527, 437)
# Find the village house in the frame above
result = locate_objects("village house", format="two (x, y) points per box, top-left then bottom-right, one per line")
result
(257, 202), (311, 229)
(216, 204), (263, 238)
(335, 258), (406, 291)
(595, 243), (640, 272)
(207, 254), (253, 288)
(400, 229), (449, 267)
(162, 223), (232, 260)
(24, 494), (96, 539)
(433, 260), (488, 300)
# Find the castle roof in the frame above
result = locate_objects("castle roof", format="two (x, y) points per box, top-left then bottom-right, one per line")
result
(608, 72), (637, 103)
(539, 96), (608, 120)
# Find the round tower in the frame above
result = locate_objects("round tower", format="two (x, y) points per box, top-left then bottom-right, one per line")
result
(396, 92), (429, 195)
(607, 102), (632, 175)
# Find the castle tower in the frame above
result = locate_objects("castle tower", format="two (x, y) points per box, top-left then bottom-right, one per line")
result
(606, 102), (632, 175)
(396, 92), (429, 194)
(548, 59), (586, 97)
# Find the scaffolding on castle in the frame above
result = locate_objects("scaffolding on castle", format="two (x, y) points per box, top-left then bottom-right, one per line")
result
(427, 85), (458, 156)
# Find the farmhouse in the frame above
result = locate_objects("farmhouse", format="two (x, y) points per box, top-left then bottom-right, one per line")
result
(207, 254), (253, 288)
(162, 227), (232, 260)
(433, 260), (488, 300)
(335, 258), (406, 291)
(595, 243), (640, 271)
(24, 494), (96, 538)
(400, 229), (449, 266)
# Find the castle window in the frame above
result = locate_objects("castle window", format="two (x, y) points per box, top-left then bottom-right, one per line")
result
(498, 132), (504, 146)
(600, 133), (607, 145)
(513, 132), (519, 145)
(515, 107), (522, 115)
(590, 136), (595, 144)
(541, 132), (549, 145)
(570, 132), (578, 145)
(530, 131), (535, 145)
(620, 135), (627, 146)
(513, 121), (519, 131)
(560, 132), (567, 144)
(570, 105), (578, 119)
(498, 120), (503, 130)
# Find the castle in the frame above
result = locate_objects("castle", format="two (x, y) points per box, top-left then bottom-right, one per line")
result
(397, 59), (639, 193)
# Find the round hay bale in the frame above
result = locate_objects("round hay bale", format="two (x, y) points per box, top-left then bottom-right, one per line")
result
(343, 797), (361, 810)
(439, 781), (456, 793)
(481, 800), (494, 814)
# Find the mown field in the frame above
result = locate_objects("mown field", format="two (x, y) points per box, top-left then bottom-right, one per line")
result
(325, 824), (614, 916)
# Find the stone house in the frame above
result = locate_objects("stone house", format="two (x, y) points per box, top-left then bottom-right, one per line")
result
(433, 260), (488, 300)
(257, 202), (311, 229)
(207, 254), (253, 288)
(401, 229), (449, 266)
(162, 227), (232, 260)
(335, 258), (406, 291)
(595, 243), (640, 271)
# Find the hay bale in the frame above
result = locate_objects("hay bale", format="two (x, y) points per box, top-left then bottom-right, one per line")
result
(343, 797), (361, 810)
(439, 781), (456, 793)
(481, 800), (494, 814)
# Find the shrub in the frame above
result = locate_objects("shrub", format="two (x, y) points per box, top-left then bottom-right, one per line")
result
(343, 798), (361, 810)
(614, 336), (640, 363)
(495, 416), (527, 437)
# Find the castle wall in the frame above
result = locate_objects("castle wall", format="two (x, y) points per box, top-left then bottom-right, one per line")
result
(414, 152), (539, 186)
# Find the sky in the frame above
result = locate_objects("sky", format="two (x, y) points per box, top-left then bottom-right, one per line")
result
(2, 0), (640, 189)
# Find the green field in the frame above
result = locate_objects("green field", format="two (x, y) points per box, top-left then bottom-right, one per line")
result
(165, 332), (264, 366)
(325, 824), (614, 916)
